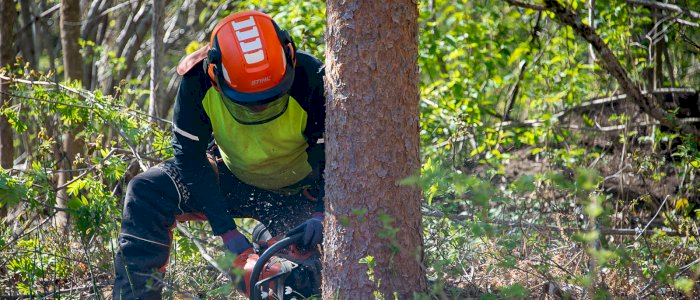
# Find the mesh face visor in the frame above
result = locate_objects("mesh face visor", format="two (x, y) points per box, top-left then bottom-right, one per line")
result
(221, 93), (290, 125)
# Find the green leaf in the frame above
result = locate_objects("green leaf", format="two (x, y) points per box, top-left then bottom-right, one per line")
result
(500, 283), (528, 298)
(512, 175), (536, 193)
(674, 277), (694, 295)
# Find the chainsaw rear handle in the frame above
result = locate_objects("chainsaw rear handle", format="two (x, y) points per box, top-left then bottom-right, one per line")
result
(249, 232), (304, 300)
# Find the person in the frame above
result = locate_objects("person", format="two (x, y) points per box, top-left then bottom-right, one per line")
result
(112, 10), (326, 299)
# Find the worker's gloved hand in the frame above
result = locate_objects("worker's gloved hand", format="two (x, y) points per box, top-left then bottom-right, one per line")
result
(287, 212), (324, 248)
(221, 229), (252, 255)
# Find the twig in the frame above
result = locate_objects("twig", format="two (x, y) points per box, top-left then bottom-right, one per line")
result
(624, 0), (700, 20)
(47, 148), (158, 194)
(504, 0), (546, 11)
(635, 195), (669, 240)
(55, 148), (118, 190)
(0, 213), (43, 253)
(93, 111), (149, 172)
(0, 75), (172, 125)
(175, 223), (233, 281)
(676, 19), (699, 28)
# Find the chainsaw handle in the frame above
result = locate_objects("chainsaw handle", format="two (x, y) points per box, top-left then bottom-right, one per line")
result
(249, 232), (304, 300)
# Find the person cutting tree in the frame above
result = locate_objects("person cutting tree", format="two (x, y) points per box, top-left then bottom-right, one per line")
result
(112, 10), (326, 299)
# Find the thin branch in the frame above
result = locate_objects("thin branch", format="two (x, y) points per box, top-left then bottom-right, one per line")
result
(55, 148), (118, 190)
(0, 75), (172, 125)
(52, 148), (159, 192)
(635, 195), (669, 240)
(676, 19), (699, 28)
(503, 12), (544, 121)
(13, 4), (61, 36)
(175, 223), (233, 281)
(625, 0), (700, 20)
(0, 213), (52, 261)
(504, 0), (546, 11)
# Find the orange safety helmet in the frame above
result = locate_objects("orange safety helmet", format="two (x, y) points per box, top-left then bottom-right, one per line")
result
(206, 11), (296, 105)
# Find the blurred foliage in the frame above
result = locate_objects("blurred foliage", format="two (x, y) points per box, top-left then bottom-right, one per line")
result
(1, 0), (700, 298)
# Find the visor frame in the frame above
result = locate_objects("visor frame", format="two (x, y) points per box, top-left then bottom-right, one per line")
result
(220, 92), (290, 125)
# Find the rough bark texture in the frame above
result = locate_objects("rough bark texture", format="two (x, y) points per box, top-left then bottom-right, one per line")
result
(0, 0), (16, 170)
(57, 0), (84, 229)
(323, 1), (427, 299)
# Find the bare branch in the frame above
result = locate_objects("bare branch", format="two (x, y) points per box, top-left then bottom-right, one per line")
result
(504, 0), (546, 11)
(175, 223), (233, 281)
(625, 0), (700, 20)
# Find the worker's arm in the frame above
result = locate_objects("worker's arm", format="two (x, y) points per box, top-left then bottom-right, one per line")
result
(290, 50), (326, 213)
(171, 63), (237, 236)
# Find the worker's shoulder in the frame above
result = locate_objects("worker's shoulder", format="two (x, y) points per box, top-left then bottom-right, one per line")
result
(177, 45), (210, 76)
(294, 51), (324, 75)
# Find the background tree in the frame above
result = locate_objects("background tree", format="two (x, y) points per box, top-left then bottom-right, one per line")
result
(148, 0), (164, 122)
(323, 1), (427, 298)
(55, 0), (84, 229)
(0, 0), (16, 170)
(0, 0), (16, 221)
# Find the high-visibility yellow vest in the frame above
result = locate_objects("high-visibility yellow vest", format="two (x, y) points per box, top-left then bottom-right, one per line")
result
(202, 88), (311, 191)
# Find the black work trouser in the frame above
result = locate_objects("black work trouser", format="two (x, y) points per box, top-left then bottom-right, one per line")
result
(112, 158), (319, 300)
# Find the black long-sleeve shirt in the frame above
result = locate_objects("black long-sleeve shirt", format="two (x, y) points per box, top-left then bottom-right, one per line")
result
(171, 51), (325, 235)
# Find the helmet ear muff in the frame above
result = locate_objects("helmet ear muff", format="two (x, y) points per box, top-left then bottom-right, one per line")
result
(273, 22), (296, 68)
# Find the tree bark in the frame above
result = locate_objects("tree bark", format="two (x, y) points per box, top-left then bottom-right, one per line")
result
(323, 1), (427, 299)
(1, 0), (16, 171)
(18, 0), (36, 67)
(148, 0), (164, 122)
(588, 0), (596, 64)
(57, 0), (84, 229)
(0, 0), (17, 221)
(105, 2), (152, 96)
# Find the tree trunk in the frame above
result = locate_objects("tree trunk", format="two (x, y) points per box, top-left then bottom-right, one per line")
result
(1, 0), (16, 171)
(18, 0), (36, 67)
(588, 0), (596, 64)
(149, 0), (164, 123)
(0, 0), (17, 220)
(57, 0), (84, 229)
(323, 1), (427, 299)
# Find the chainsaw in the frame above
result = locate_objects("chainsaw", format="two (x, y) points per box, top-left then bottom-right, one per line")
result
(244, 224), (322, 300)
